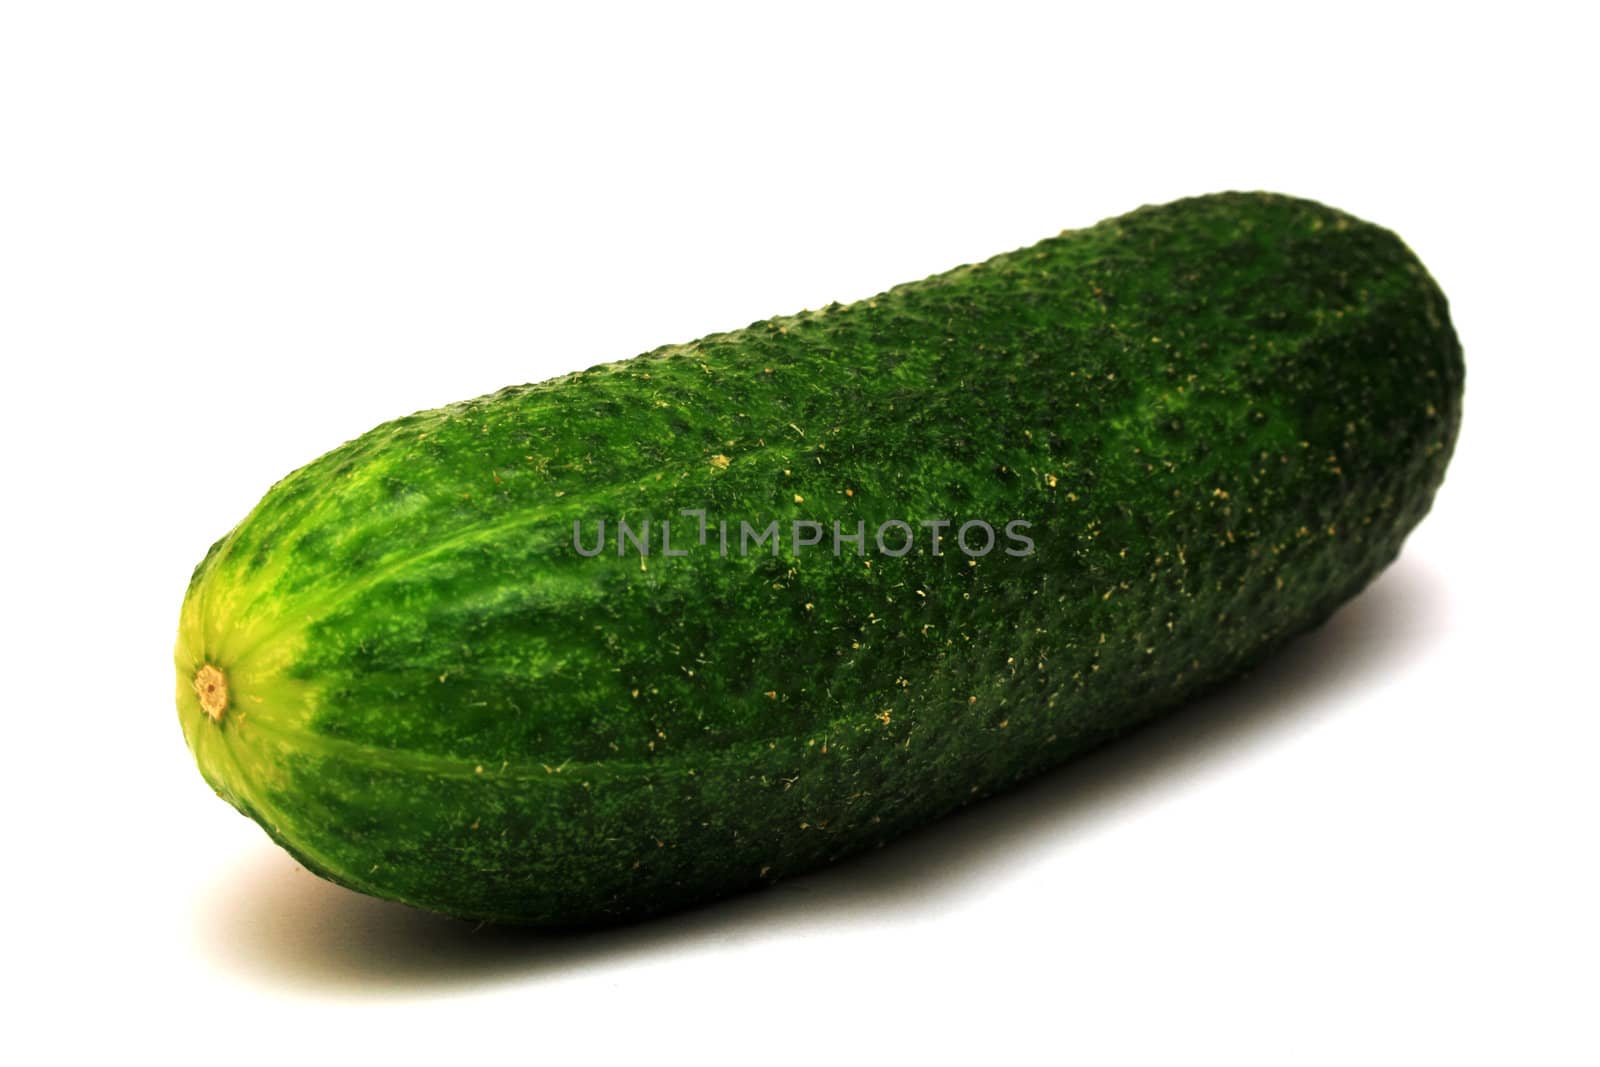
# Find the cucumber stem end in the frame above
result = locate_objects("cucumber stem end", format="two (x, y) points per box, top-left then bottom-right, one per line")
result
(194, 664), (228, 722)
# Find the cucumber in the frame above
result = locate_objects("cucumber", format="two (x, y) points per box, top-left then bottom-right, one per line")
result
(175, 191), (1463, 926)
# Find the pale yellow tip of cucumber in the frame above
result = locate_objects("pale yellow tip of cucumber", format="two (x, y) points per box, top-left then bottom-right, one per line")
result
(194, 664), (228, 722)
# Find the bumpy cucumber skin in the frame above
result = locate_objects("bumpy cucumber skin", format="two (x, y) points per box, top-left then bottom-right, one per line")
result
(175, 192), (1462, 926)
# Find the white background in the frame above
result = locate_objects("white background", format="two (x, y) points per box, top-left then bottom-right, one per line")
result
(4, 2), (1596, 1063)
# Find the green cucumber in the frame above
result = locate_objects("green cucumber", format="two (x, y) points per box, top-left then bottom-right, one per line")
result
(175, 191), (1463, 926)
